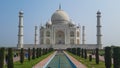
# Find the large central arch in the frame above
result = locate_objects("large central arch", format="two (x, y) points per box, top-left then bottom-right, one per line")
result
(55, 30), (65, 44)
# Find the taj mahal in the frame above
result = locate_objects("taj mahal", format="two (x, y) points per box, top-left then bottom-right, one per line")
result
(17, 6), (102, 49)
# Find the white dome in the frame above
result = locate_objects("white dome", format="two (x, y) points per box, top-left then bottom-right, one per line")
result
(51, 9), (70, 24)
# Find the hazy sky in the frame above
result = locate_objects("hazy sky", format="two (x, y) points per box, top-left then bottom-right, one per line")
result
(0, 0), (120, 47)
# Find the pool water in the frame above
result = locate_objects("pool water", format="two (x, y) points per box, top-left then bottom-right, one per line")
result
(45, 51), (76, 68)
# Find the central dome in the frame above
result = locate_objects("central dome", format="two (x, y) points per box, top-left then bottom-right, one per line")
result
(51, 9), (70, 24)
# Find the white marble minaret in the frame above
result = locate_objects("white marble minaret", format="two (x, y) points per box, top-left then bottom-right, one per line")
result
(96, 11), (102, 48)
(17, 11), (24, 48)
(82, 26), (85, 45)
(34, 26), (38, 48)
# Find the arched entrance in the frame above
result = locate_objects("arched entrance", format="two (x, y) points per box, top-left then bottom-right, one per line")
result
(55, 30), (65, 44)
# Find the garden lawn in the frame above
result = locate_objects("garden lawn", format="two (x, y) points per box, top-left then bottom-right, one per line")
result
(4, 51), (54, 68)
(66, 51), (113, 68)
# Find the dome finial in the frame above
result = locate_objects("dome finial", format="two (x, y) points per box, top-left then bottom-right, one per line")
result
(59, 3), (61, 10)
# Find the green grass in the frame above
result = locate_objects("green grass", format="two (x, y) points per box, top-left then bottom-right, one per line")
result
(4, 51), (54, 68)
(66, 51), (113, 68)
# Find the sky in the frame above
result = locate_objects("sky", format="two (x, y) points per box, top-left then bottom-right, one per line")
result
(0, 0), (120, 47)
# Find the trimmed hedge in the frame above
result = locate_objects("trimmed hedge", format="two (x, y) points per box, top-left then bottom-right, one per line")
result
(8, 48), (14, 68)
(20, 48), (24, 64)
(32, 48), (35, 59)
(77, 48), (81, 56)
(104, 47), (112, 68)
(95, 48), (99, 64)
(89, 55), (92, 61)
(84, 49), (87, 59)
(0, 48), (5, 68)
(81, 48), (84, 58)
(113, 47), (120, 68)
(28, 48), (31, 61)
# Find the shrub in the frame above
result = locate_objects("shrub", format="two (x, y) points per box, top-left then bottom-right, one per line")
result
(113, 47), (120, 68)
(81, 48), (84, 58)
(95, 48), (99, 64)
(20, 48), (24, 64)
(36, 48), (39, 58)
(104, 47), (112, 68)
(77, 48), (81, 56)
(89, 55), (92, 61)
(39, 48), (41, 57)
(84, 49), (87, 59)
(8, 48), (14, 68)
(28, 48), (31, 61)
(32, 48), (35, 59)
(0, 48), (5, 68)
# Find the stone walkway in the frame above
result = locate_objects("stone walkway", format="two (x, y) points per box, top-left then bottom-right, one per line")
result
(64, 51), (87, 68)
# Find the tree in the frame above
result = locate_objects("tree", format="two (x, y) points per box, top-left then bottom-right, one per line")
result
(28, 48), (31, 61)
(0, 48), (5, 68)
(84, 49), (87, 59)
(39, 48), (41, 57)
(77, 48), (81, 56)
(8, 48), (14, 68)
(20, 48), (24, 64)
(113, 47), (120, 68)
(104, 47), (112, 68)
(32, 48), (35, 59)
(81, 48), (84, 58)
(89, 55), (92, 61)
(36, 48), (39, 58)
(95, 48), (99, 64)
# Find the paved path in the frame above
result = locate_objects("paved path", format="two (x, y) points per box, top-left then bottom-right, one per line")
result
(64, 51), (87, 68)
(33, 51), (56, 68)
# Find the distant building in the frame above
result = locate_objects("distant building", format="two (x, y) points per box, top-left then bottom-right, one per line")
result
(18, 6), (102, 49)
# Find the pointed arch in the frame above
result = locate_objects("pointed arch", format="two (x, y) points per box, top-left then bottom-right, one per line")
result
(70, 31), (74, 37)
(77, 31), (80, 37)
(46, 31), (50, 37)
(77, 39), (80, 44)
(40, 39), (43, 44)
(46, 39), (50, 44)
(70, 39), (74, 44)
(40, 31), (44, 37)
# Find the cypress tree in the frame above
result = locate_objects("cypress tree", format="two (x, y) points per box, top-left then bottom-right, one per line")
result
(77, 48), (80, 56)
(81, 48), (84, 58)
(36, 48), (39, 58)
(46, 48), (48, 54)
(0, 48), (5, 68)
(39, 48), (41, 57)
(89, 55), (92, 61)
(113, 47), (120, 68)
(43, 48), (45, 55)
(32, 48), (35, 59)
(8, 48), (14, 68)
(95, 48), (99, 64)
(20, 48), (24, 64)
(84, 49), (87, 59)
(28, 48), (31, 61)
(104, 47), (112, 68)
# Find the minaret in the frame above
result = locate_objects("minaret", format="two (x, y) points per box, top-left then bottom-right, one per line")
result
(34, 26), (38, 48)
(96, 11), (102, 48)
(82, 26), (85, 45)
(17, 11), (24, 48)
(59, 4), (61, 10)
